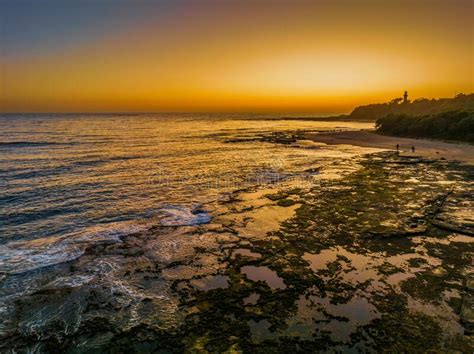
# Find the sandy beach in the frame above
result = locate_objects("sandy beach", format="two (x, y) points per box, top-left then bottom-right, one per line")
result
(305, 130), (474, 164)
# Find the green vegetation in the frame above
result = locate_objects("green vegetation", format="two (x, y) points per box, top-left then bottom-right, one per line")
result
(375, 110), (474, 142)
(349, 93), (474, 121)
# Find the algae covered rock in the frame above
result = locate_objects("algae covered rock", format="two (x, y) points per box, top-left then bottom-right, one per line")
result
(461, 293), (474, 334)
(277, 198), (296, 207)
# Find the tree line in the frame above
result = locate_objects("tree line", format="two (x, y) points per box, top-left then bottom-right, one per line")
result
(348, 93), (474, 121)
(375, 110), (474, 143)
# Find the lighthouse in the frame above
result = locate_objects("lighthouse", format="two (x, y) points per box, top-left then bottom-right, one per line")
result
(403, 90), (408, 103)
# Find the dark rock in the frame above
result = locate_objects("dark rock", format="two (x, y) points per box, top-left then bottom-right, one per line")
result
(277, 199), (296, 207)
(461, 293), (474, 334)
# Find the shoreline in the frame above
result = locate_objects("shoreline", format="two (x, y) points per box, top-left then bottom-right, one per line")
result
(304, 130), (474, 164)
(2, 149), (474, 351)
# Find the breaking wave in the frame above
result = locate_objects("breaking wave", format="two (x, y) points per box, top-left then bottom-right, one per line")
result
(158, 205), (212, 226)
(0, 221), (152, 275)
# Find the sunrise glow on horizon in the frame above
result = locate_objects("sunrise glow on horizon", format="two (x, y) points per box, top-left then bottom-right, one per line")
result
(1, 0), (473, 113)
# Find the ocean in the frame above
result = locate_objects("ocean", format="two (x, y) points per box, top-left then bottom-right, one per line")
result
(2, 114), (471, 352)
(0, 114), (373, 272)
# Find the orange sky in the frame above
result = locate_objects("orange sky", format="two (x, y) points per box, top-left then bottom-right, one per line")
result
(1, 0), (473, 113)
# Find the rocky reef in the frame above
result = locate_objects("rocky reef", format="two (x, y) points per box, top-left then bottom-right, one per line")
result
(1, 151), (473, 352)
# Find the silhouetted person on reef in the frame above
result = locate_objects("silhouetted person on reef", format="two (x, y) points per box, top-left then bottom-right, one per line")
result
(396, 144), (400, 155)
(411, 146), (415, 153)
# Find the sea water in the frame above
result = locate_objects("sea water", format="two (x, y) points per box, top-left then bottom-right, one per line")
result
(0, 113), (372, 274)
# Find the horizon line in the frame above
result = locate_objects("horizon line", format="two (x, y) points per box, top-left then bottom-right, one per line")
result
(0, 111), (348, 116)
(1, 93), (470, 116)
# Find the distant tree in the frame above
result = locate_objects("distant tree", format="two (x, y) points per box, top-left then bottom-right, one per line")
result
(375, 111), (474, 142)
(348, 93), (474, 121)
(390, 98), (403, 105)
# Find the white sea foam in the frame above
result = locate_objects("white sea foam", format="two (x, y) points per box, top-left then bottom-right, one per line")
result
(159, 205), (212, 226)
(0, 241), (85, 275)
(0, 221), (151, 275)
(45, 275), (95, 289)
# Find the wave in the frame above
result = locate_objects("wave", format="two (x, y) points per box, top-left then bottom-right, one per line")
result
(0, 141), (74, 148)
(0, 206), (212, 276)
(0, 221), (152, 275)
(158, 205), (212, 226)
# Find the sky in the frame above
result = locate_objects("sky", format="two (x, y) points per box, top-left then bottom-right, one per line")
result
(0, 0), (473, 113)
